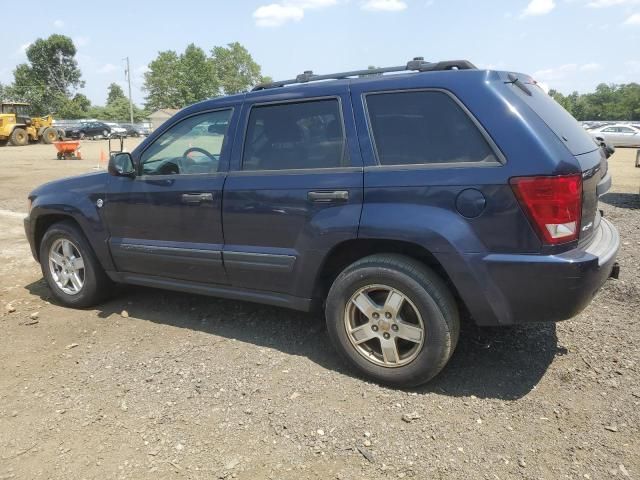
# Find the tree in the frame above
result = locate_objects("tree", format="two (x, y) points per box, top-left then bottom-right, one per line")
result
(8, 34), (84, 115)
(103, 97), (147, 122)
(57, 93), (91, 119)
(143, 41), (268, 109)
(550, 83), (640, 121)
(211, 42), (266, 94)
(107, 83), (127, 105)
(143, 50), (183, 111)
(179, 44), (218, 105)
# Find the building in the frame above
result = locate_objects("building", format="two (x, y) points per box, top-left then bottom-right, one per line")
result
(149, 109), (179, 131)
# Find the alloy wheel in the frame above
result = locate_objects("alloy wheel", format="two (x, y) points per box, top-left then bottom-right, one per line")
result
(48, 238), (85, 295)
(344, 284), (425, 367)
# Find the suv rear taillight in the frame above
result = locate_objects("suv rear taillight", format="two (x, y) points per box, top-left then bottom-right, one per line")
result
(510, 174), (582, 245)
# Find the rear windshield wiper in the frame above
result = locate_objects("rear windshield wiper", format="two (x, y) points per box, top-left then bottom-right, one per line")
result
(505, 73), (532, 96)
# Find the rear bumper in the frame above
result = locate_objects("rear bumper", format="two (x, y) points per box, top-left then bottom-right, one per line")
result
(453, 218), (619, 326)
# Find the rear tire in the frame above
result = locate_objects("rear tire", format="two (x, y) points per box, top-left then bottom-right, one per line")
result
(39, 221), (113, 308)
(325, 254), (460, 387)
(9, 128), (28, 146)
(41, 127), (58, 144)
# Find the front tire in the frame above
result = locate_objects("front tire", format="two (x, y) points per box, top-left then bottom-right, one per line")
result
(9, 128), (28, 146)
(39, 221), (112, 308)
(325, 254), (459, 387)
(41, 127), (58, 144)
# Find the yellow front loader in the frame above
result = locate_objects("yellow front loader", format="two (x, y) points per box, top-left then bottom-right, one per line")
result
(0, 102), (58, 146)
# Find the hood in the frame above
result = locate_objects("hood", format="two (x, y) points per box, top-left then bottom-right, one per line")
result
(29, 171), (109, 199)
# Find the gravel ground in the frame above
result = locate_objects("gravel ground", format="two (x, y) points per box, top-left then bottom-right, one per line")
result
(0, 142), (638, 479)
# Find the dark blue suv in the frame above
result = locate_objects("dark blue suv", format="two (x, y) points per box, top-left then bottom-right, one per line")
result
(24, 59), (619, 386)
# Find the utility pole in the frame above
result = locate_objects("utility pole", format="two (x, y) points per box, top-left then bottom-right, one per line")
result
(125, 57), (134, 124)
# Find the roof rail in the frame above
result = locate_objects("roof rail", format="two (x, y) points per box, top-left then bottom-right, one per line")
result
(252, 58), (476, 91)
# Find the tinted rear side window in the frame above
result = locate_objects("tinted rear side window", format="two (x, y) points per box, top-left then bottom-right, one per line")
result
(365, 91), (498, 166)
(243, 99), (349, 170)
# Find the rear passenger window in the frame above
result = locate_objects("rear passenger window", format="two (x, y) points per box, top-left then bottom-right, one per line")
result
(365, 91), (498, 166)
(243, 99), (349, 170)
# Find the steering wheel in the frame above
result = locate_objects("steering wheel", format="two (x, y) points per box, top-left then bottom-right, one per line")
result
(183, 147), (216, 161)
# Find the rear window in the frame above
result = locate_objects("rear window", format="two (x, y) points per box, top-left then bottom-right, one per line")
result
(365, 91), (498, 166)
(507, 81), (598, 156)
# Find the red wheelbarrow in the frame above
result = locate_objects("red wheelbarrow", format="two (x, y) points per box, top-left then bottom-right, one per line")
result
(53, 140), (82, 160)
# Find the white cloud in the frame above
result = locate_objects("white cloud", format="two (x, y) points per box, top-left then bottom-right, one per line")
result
(253, 0), (337, 27)
(98, 63), (119, 74)
(254, 4), (304, 26)
(579, 62), (602, 71)
(521, 0), (556, 17)
(532, 62), (603, 88)
(361, 0), (408, 11)
(53, 19), (64, 28)
(587, 0), (640, 7)
(623, 12), (640, 24)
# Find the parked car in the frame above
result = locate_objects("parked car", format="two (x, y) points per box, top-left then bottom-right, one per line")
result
(24, 59), (620, 387)
(65, 122), (111, 140)
(587, 124), (640, 147)
(121, 124), (150, 137)
(105, 122), (128, 138)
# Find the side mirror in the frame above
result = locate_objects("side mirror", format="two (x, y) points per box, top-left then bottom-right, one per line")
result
(108, 152), (136, 178)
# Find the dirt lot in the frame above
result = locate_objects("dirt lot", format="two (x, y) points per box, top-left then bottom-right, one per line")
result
(0, 141), (638, 480)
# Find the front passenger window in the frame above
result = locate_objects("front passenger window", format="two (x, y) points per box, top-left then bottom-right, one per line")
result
(140, 109), (232, 176)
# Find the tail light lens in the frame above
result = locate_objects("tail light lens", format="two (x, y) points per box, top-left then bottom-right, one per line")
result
(510, 174), (582, 245)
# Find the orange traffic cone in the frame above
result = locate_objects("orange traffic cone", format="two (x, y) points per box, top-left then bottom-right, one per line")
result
(100, 149), (107, 167)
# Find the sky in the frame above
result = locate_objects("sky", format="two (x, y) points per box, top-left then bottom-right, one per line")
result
(1, 0), (639, 107)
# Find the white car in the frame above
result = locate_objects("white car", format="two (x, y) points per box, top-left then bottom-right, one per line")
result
(105, 122), (128, 138)
(588, 124), (640, 148)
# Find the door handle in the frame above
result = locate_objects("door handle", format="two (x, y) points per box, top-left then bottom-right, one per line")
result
(181, 193), (214, 204)
(307, 190), (349, 202)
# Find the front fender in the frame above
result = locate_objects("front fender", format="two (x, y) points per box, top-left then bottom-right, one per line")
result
(27, 172), (113, 270)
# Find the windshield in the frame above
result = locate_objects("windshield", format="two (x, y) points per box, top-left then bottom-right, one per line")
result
(142, 111), (231, 164)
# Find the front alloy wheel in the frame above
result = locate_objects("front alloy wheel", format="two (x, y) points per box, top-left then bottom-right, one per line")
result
(39, 220), (113, 307)
(49, 238), (85, 295)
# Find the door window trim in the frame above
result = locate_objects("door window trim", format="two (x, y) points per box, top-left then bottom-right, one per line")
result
(239, 95), (351, 173)
(136, 107), (235, 179)
(361, 88), (506, 169)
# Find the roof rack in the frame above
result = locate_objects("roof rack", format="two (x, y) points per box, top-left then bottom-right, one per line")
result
(252, 58), (476, 91)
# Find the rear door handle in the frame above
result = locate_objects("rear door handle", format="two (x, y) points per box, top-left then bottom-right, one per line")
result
(307, 190), (349, 202)
(181, 193), (214, 204)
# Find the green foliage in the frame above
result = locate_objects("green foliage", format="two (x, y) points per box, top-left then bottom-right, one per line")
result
(211, 42), (264, 95)
(107, 83), (127, 105)
(102, 97), (147, 122)
(7, 35), (84, 115)
(550, 83), (640, 121)
(179, 44), (218, 105)
(56, 93), (92, 119)
(143, 41), (268, 110)
(143, 50), (183, 111)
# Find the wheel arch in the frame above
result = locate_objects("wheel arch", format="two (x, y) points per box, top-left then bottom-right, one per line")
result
(33, 214), (82, 261)
(313, 238), (468, 316)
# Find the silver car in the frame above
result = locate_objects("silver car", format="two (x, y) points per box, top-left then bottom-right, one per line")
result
(588, 124), (640, 147)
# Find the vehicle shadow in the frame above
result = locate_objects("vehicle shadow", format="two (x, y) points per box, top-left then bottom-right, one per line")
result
(25, 279), (562, 400)
(600, 192), (640, 210)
